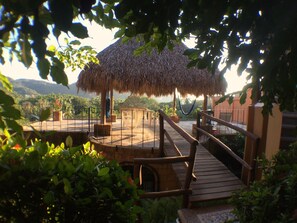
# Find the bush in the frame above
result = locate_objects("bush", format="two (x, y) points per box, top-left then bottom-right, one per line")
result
(220, 133), (245, 158)
(0, 136), (141, 222)
(140, 197), (181, 223)
(230, 143), (297, 223)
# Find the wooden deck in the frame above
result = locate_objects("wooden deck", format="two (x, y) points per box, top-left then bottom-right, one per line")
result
(24, 116), (245, 205)
(163, 122), (245, 206)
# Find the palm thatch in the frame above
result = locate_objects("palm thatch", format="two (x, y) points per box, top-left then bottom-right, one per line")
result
(76, 38), (227, 97)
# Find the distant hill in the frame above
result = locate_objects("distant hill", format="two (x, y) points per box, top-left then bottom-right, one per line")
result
(9, 78), (130, 100)
(4, 78), (172, 102)
(12, 79), (93, 98)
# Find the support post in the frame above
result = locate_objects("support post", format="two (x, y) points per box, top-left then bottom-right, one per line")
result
(173, 88), (176, 115)
(202, 94), (207, 125)
(196, 113), (201, 141)
(159, 113), (164, 156)
(100, 89), (106, 124)
(110, 88), (114, 117)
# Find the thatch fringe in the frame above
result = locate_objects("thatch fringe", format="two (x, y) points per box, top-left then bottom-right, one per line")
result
(76, 38), (227, 97)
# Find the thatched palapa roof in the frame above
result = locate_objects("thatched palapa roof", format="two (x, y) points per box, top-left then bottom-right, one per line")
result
(76, 38), (227, 97)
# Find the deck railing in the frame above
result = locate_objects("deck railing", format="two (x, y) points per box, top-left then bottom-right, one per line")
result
(24, 106), (160, 149)
(133, 110), (198, 208)
(24, 106), (100, 133)
(195, 111), (259, 185)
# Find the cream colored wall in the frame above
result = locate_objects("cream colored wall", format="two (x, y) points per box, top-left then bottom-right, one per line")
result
(251, 103), (282, 160)
(265, 105), (282, 160)
(244, 103), (282, 180)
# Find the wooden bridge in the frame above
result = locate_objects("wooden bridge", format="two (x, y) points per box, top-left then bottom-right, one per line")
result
(134, 110), (259, 219)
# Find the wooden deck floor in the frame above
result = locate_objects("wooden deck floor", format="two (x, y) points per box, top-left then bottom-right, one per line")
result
(163, 122), (245, 205)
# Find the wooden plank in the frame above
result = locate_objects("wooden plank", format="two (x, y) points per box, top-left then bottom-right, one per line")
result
(195, 173), (236, 179)
(192, 184), (243, 195)
(194, 176), (240, 184)
(190, 191), (234, 202)
(191, 180), (243, 189)
(194, 169), (233, 176)
(163, 125), (246, 204)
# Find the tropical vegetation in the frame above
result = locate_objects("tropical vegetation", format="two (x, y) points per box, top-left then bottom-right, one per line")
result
(0, 133), (141, 222)
(1, 1), (297, 222)
(1, 1), (297, 114)
(230, 144), (297, 223)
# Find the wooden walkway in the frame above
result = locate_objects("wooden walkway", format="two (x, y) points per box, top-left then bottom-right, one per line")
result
(164, 122), (245, 205)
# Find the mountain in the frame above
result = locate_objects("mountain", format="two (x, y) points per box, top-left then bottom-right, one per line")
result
(6, 78), (171, 102)
(10, 79), (130, 100)
(12, 79), (93, 97)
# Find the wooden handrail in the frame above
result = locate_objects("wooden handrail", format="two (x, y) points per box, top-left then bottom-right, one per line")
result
(196, 111), (260, 184)
(134, 156), (191, 164)
(159, 110), (198, 145)
(197, 111), (259, 141)
(133, 110), (198, 208)
(195, 127), (252, 170)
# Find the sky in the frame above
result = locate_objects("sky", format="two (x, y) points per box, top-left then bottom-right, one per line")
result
(0, 23), (248, 94)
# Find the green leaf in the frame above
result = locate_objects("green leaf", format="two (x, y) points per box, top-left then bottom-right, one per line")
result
(0, 72), (13, 91)
(239, 91), (247, 105)
(1, 107), (21, 119)
(63, 178), (73, 195)
(50, 58), (68, 85)
(37, 58), (50, 79)
(0, 90), (15, 106)
(39, 8), (53, 25)
(38, 142), (48, 156)
(51, 175), (59, 185)
(4, 119), (22, 133)
(30, 125), (42, 138)
(69, 146), (82, 156)
(114, 28), (125, 38)
(2, 32), (9, 43)
(183, 49), (198, 56)
(50, 0), (73, 32)
(69, 23), (89, 39)
(215, 95), (228, 105)
(53, 27), (61, 40)
(65, 135), (73, 148)
(21, 37), (33, 68)
(32, 38), (46, 58)
(187, 59), (198, 68)
(228, 95), (234, 104)
(98, 167), (110, 176)
(44, 191), (55, 204)
(69, 40), (81, 45)
(39, 108), (51, 121)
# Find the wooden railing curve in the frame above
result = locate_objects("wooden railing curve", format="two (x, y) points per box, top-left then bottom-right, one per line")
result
(133, 110), (198, 208)
(196, 111), (259, 185)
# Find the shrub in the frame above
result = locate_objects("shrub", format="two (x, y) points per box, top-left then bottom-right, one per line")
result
(230, 143), (297, 223)
(140, 197), (181, 223)
(0, 136), (141, 222)
(220, 133), (245, 158)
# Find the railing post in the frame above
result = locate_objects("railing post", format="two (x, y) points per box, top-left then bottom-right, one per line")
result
(183, 142), (197, 208)
(159, 112), (164, 156)
(196, 112), (201, 140)
(250, 138), (259, 183)
(88, 107), (91, 133)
